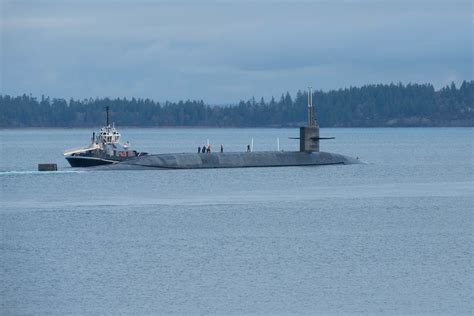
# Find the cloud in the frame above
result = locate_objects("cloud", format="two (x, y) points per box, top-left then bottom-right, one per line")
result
(1, 0), (472, 103)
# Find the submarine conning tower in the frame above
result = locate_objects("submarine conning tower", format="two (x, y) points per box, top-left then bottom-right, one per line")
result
(300, 87), (320, 152)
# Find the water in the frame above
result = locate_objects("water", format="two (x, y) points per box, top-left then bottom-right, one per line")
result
(1, 128), (473, 314)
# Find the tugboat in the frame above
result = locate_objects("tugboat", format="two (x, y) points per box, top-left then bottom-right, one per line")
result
(64, 106), (147, 167)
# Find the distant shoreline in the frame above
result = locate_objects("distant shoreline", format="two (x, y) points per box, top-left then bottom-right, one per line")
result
(2, 81), (472, 128)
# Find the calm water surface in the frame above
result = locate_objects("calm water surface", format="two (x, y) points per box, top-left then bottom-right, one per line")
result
(1, 128), (473, 314)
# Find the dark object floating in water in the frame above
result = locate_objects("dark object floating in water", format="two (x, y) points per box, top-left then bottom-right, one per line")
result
(64, 106), (147, 167)
(92, 87), (361, 171)
(38, 163), (57, 171)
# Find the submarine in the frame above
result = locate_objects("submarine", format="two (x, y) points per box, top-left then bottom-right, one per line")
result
(95, 88), (360, 170)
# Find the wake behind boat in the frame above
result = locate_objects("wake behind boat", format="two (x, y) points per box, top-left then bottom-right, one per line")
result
(64, 107), (147, 167)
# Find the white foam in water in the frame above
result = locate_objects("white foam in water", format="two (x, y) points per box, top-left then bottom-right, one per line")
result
(0, 170), (86, 175)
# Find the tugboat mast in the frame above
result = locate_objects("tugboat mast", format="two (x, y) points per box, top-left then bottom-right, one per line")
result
(106, 106), (110, 127)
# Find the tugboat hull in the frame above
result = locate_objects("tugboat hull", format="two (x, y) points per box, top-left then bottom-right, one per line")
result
(66, 156), (117, 167)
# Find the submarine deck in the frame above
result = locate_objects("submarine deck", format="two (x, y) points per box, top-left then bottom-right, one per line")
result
(92, 151), (360, 170)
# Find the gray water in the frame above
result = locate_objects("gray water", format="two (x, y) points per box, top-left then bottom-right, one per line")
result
(1, 128), (473, 314)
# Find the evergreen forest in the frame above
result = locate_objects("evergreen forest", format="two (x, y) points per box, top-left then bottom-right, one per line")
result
(1, 81), (472, 128)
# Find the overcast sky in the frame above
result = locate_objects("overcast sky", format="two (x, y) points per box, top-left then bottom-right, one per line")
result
(1, 0), (472, 103)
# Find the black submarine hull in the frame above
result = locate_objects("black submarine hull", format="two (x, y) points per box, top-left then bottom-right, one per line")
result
(93, 151), (360, 170)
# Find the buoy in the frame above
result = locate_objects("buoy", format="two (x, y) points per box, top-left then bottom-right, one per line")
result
(38, 164), (57, 171)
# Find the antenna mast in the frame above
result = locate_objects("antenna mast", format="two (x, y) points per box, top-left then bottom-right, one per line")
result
(307, 87), (315, 127)
(106, 106), (110, 126)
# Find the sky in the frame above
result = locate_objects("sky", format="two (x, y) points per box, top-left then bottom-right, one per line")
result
(1, 0), (472, 103)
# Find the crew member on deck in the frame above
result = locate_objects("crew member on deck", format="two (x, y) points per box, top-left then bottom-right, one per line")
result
(220, 145), (224, 153)
(198, 146), (201, 153)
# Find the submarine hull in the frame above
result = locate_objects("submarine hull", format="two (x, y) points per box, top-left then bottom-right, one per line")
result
(94, 151), (360, 170)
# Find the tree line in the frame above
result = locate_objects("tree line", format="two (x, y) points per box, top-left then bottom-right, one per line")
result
(1, 81), (472, 128)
